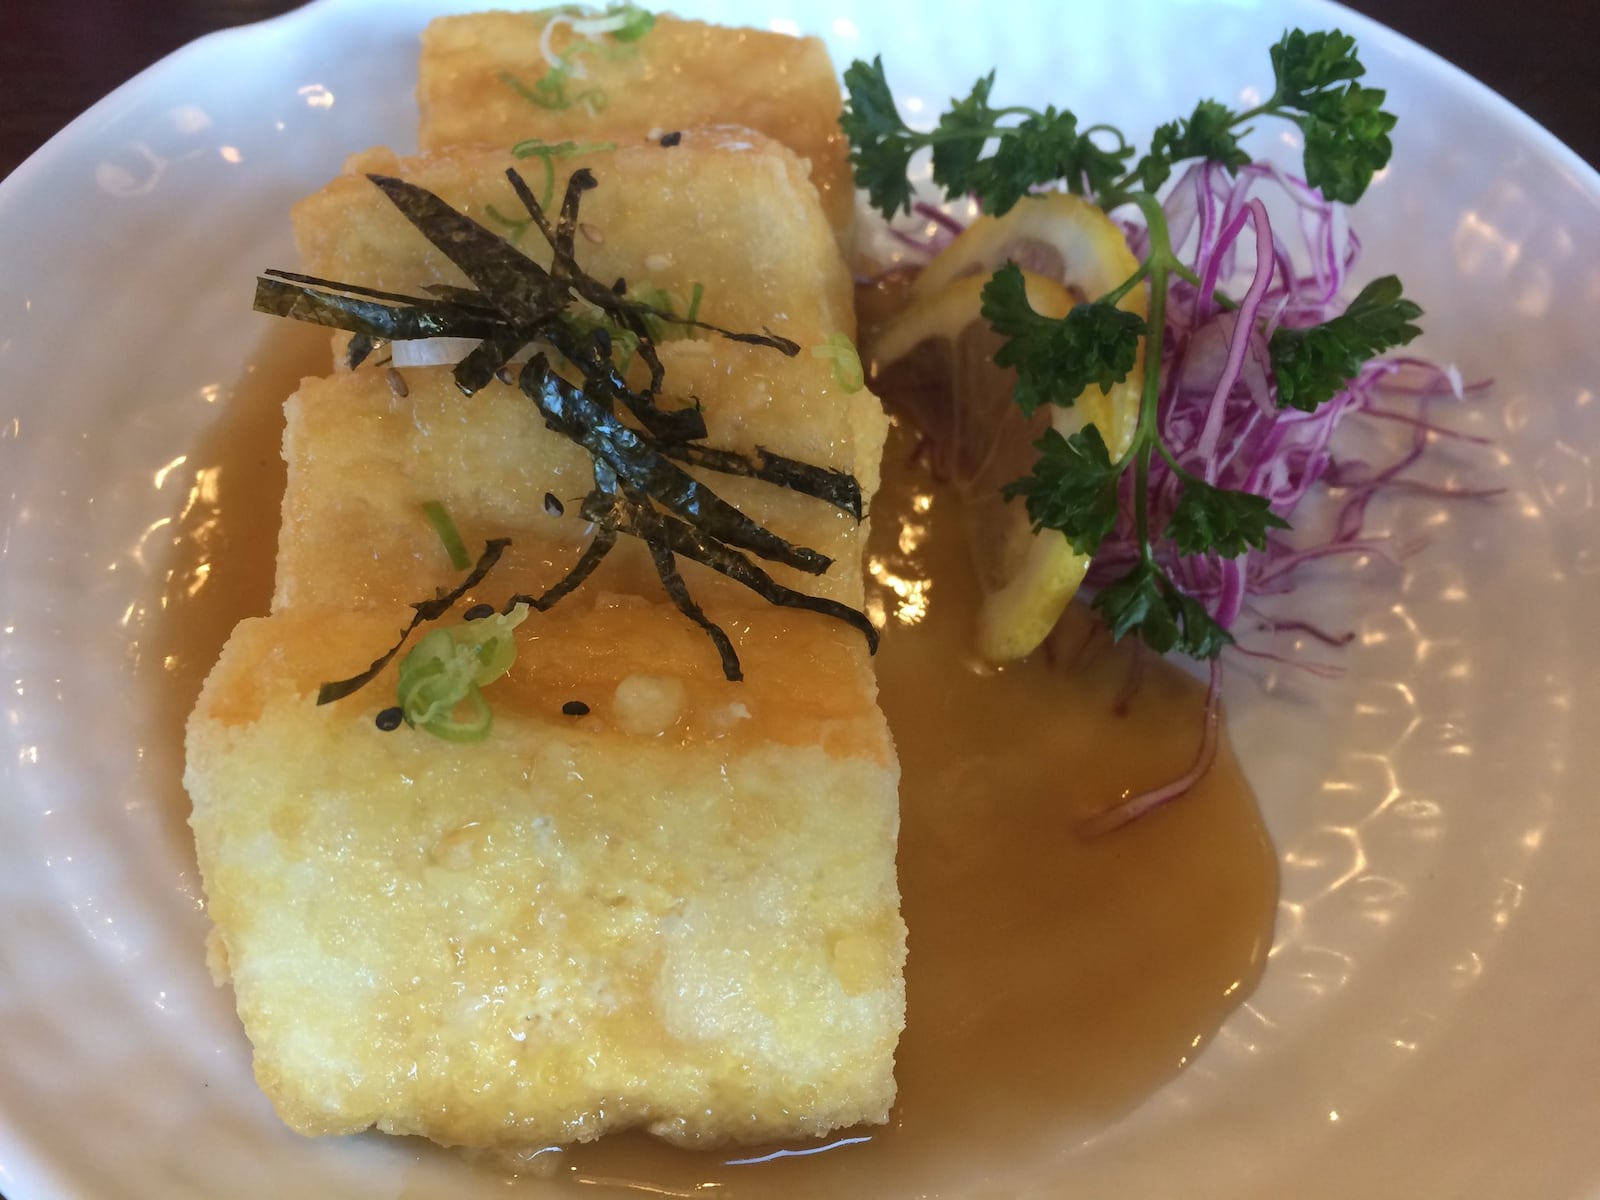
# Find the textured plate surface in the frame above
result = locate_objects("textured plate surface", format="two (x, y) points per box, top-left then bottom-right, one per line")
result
(2, 0), (1599, 1196)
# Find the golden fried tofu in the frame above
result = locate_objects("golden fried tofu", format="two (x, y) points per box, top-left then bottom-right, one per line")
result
(273, 346), (886, 616)
(417, 11), (854, 234)
(186, 602), (904, 1149)
(189, 12), (906, 1153)
(292, 134), (855, 348)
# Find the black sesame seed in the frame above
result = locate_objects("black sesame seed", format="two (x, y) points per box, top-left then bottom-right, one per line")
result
(495, 366), (514, 385)
(463, 603), (495, 621)
(562, 700), (591, 717)
(544, 492), (565, 517)
(659, 130), (682, 148)
(375, 706), (404, 731)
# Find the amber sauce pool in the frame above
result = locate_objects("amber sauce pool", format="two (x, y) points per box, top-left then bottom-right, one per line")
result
(162, 305), (1277, 1197)
(148, 322), (323, 753)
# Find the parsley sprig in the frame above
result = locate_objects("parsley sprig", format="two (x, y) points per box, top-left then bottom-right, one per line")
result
(843, 29), (1397, 217)
(845, 29), (1422, 659)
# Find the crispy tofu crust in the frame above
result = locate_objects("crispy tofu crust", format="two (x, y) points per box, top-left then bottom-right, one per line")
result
(188, 14), (907, 1152)
(293, 133), (856, 348)
(417, 12), (855, 234)
(187, 607), (903, 1149)
(272, 348), (887, 616)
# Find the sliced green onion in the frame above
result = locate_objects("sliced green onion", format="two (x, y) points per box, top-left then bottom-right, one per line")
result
(422, 500), (472, 570)
(812, 332), (865, 393)
(608, 2), (656, 42)
(510, 138), (618, 207)
(394, 604), (531, 742)
(482, 202), (532, 245)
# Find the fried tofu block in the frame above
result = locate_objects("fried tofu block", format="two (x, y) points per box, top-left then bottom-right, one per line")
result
(187, 601), (904, 1148)
(417, 11), (854, 234)
(189, 13), (906, 1151)
(273, 345), (886, 617)
(292, 134), (855, 350)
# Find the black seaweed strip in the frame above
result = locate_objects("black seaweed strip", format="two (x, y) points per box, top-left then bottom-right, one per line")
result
(419, 283), (499, 311)
(630, 495), (744, 681)
(525, 362), (833, 574)
(502, 167), (787, 437)
(618, 307), (669, 396)
(503, 167), (564, 256)
(367, 174), (565, 325)
(504, 167), (671, 404)
(453, 326), (529, 396)
(501, 523), (619, 614)
(315, 538), (512, 705)
(543, 324), (708, 444)
(553, 167), (597, 274)
(510, 167), (674, 399)
(346, 333), (376, 369)
(253, 277), (502, 342)
(612, 502), (878, 655)
(632, 305), (802, 357)
(666, 444), (863, 518)
(264, 269), (488, 314)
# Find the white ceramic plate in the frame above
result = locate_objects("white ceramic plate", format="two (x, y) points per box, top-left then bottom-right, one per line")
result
(3, 1), (1599, 1196)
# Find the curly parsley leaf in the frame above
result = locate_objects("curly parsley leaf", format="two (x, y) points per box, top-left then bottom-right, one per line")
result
(970, 108), (1132, 213)
(1270, 274), (1423, 411)
(929, 71), (1000, 192)
(1134, 99), (1251, 192)
(1165, 478), (1291, 558)
(1092, 561), (1234, 659)
(840, 56), (920, 216)
(1265, 28), (1396, 202)
(1269, 29), (1366, 102)
(1167, 585), (1234, 659)
(1002, 424), (1122, 555)
(981, 263), (1145, 416)
(842, 58), (1128, 218)
(1297, 87), (1397, 205)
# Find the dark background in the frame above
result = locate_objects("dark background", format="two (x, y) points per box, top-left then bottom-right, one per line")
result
(0, 1), (1593, 1198)
(1, 0), (1597, 178)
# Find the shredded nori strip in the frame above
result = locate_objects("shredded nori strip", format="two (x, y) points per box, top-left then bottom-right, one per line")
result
(347, 332), (376, 369)
(633, 496), (745, 681)
(315, 538), (510, 705)
(501, 522), (619, 615)
(253, 277), (501, 343)
(664, 444), (863, 519)
(254, 167), (876, 688)
(523, 357), (833, 575)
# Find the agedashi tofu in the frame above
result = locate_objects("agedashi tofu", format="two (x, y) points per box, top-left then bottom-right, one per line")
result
(417, 10), (855, 234)
(188, 7), (907, 1156)
(273, 348), (886, 618)
(187, 602), (903, 1149)
(292, 133), (857, 348)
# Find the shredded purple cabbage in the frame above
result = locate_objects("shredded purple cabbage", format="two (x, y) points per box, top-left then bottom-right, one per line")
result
(1090, 163), (1495, 659)
(885, 163), (1496, 830)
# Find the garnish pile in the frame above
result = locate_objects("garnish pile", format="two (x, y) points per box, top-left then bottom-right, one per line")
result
(256, 165), (876, 734)
(844, 30), (1437, 662)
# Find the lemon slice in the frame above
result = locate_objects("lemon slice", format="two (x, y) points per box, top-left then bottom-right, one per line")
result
(869, 194), (1144, 663)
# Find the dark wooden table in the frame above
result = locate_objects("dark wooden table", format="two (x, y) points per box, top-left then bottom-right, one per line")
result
(1, 0), (1597, 178)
